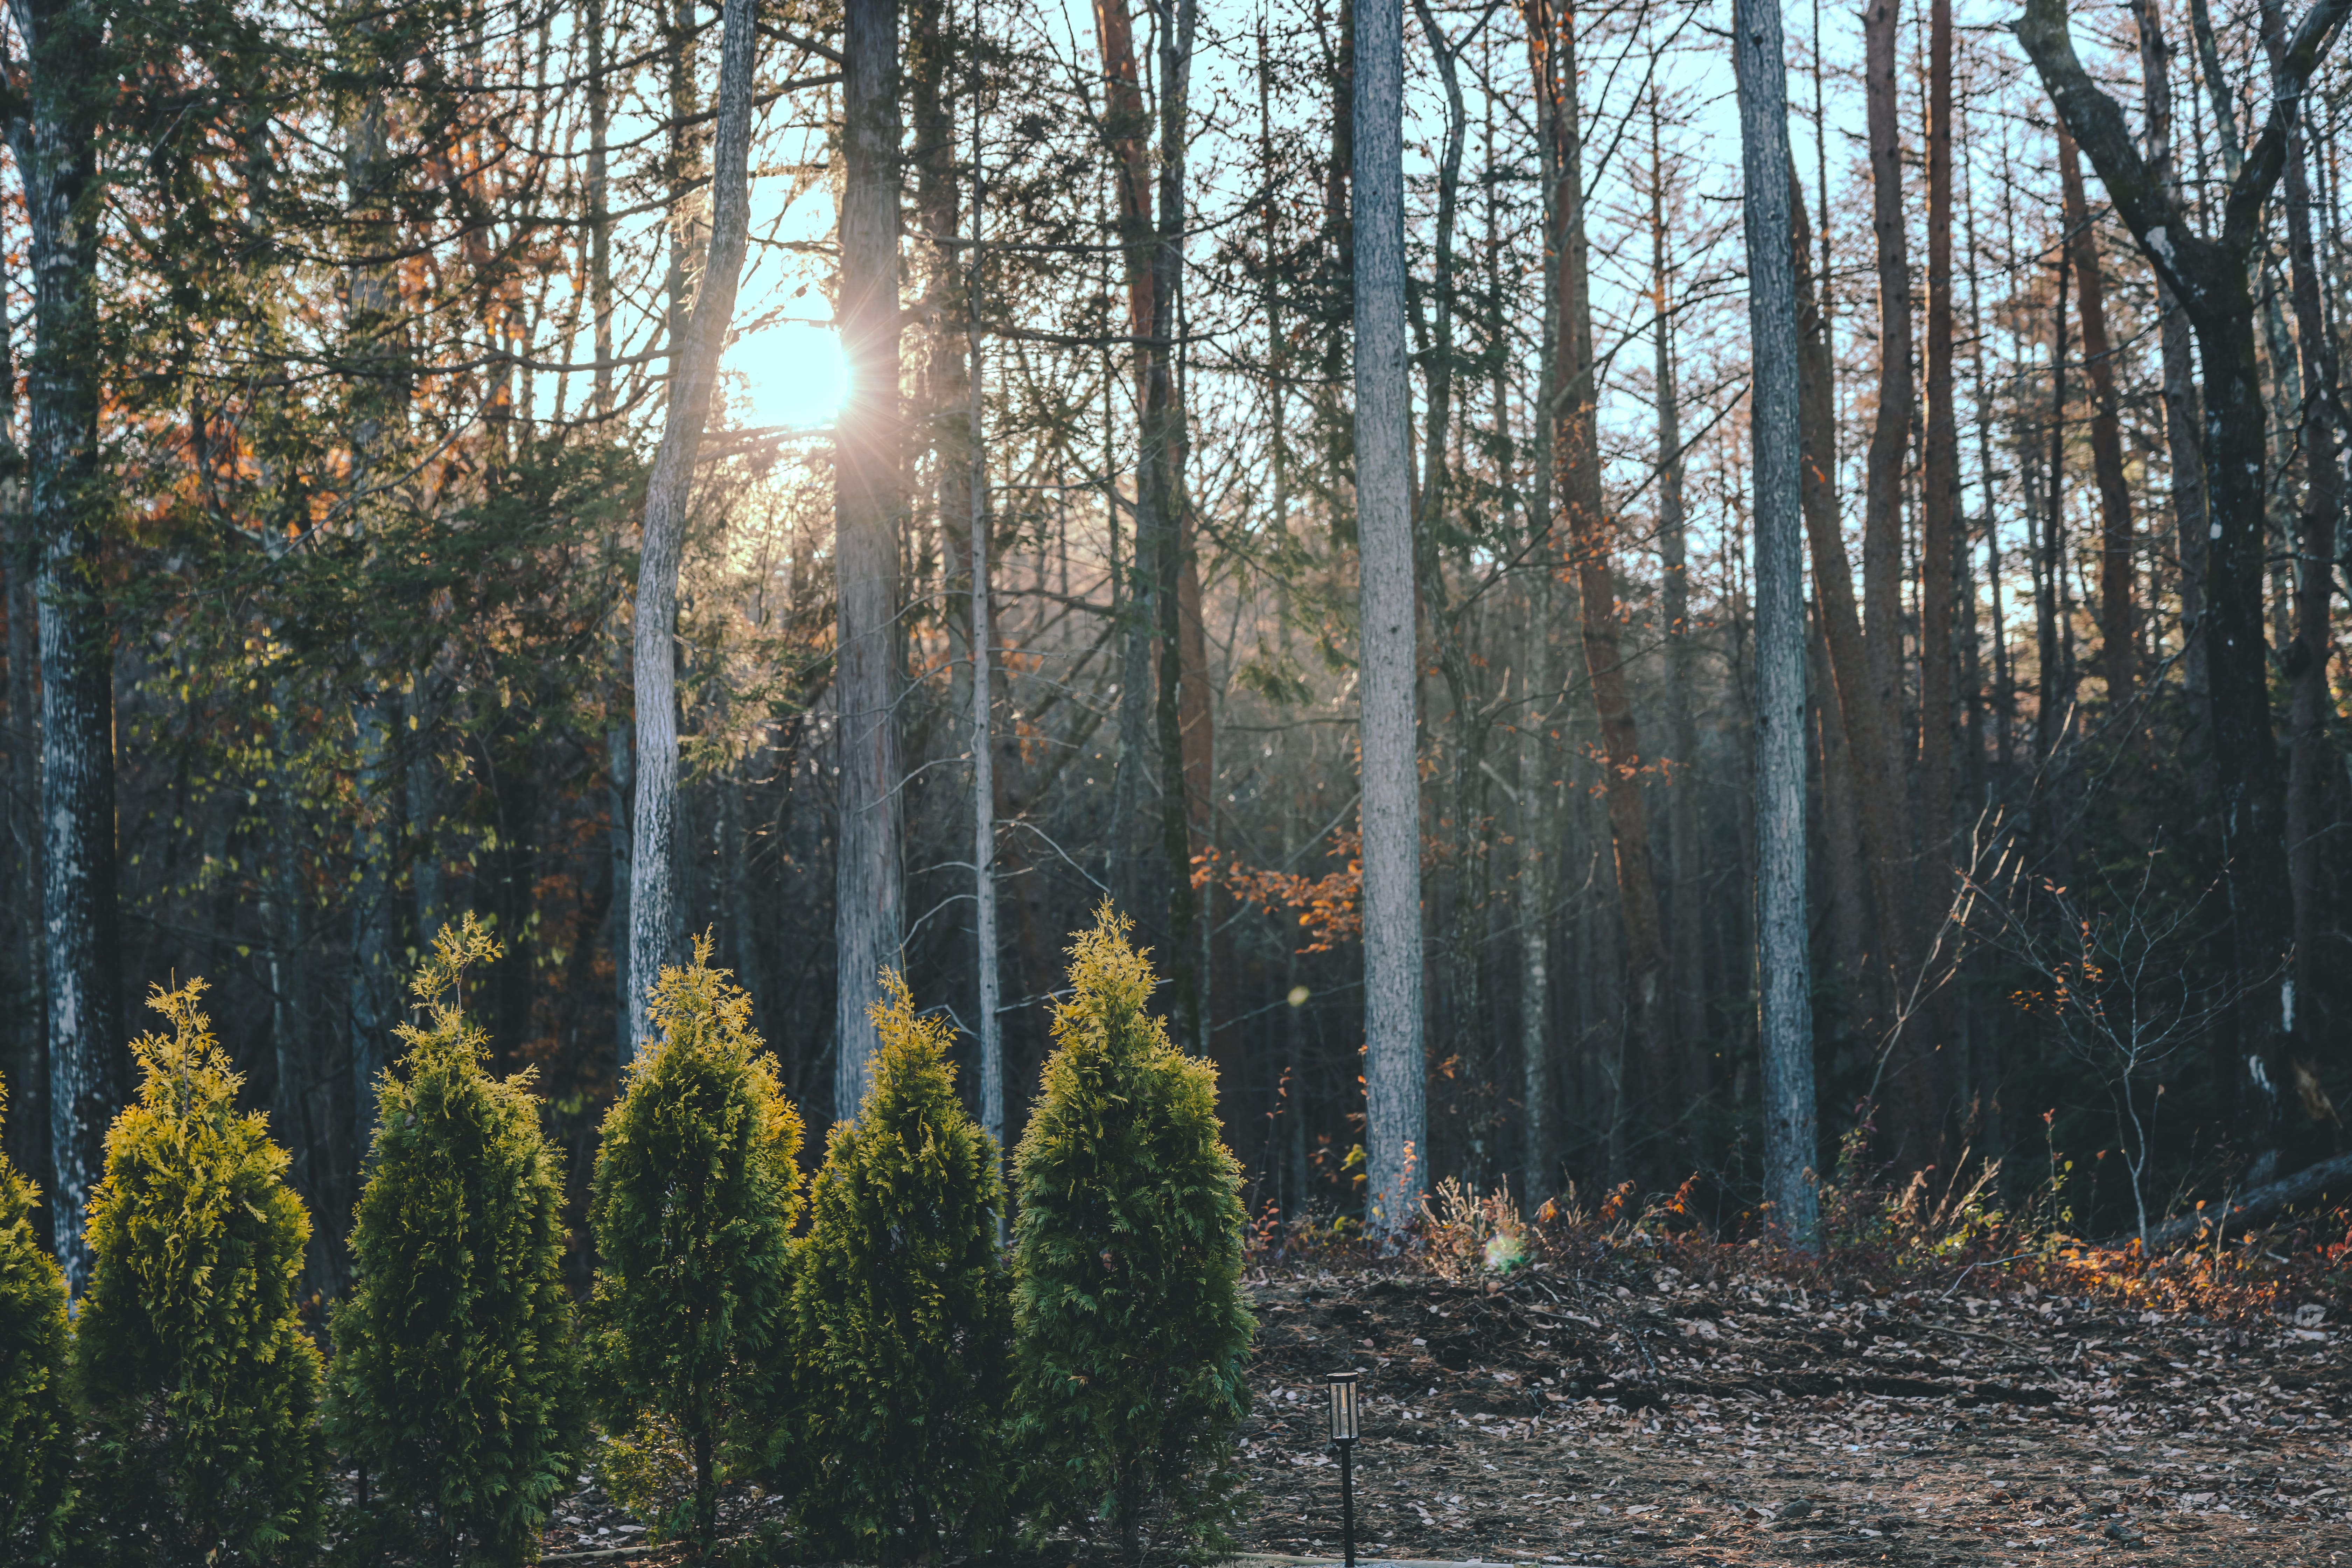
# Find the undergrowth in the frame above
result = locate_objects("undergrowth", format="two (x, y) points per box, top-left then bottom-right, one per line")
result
(1248, 1143), (2352, 1323)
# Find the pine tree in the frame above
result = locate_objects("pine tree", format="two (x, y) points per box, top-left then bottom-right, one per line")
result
(0, 1074), (72, 1562)
(586, 938), (803, 1551)
(1010, 904), (1254, 1560)
(72, 980), (324, 1566)
(783, 971), (1010, 1561)
(328, 915), (582, 1566)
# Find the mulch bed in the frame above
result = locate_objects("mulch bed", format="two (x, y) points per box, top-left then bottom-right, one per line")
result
(1234, 1261), (2351, 1567)
(528, 1260), (2352, 1566)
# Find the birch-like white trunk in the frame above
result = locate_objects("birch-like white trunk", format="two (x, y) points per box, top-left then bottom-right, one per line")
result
(968, 140), (1002, 1155)
(628, 0), (759, 1057)
(1353, 0), (1425, 1233)
(832, 0), (906, 1119)
(1732, 0), (1818, 1244)
(11, 9), (126, 1293)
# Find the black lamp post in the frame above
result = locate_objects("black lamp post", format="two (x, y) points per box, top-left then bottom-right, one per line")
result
(1326, 1369), (1360, 1567)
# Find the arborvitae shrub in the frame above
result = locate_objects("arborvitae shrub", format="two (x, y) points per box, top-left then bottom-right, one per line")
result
(328, 915), (582, 1565)
(783, 971), (1010, 1560)
(73, 979), (324, 1566)
(1010, 905), (1255, 1560)
(586, 939), (803, 1551)
(0, 1075), (72, 1561)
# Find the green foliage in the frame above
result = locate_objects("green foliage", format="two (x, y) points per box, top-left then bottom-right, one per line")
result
(72, 979), (324, 1566)
(783, 971), (1011, 1561)
(0, 1076), (72, 1561)
(1010, 905), (1255, 1560)
(327, 915), (583, 1566)
(585, 938), (803, 1552)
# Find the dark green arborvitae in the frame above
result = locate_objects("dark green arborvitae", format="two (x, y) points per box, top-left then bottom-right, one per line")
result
(0, 1075), (72, 1562)
(586, 938), (803, 1552)
(73, 980), (324, 1567)
(1011, 904), (1255, 1561)
(784, 971), (1010, 1561)
(328, 915), (582, 1566)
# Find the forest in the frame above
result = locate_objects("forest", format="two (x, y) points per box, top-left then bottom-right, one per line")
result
(0, 0), (2348, 1308)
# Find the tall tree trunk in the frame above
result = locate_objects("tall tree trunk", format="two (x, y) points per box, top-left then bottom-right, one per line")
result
(2016, 0), (2349, 1162)
(1734, 0), (1818, 1242)
(1530, 0), (1676, 1159)
(9, 0), (127, 1294)
(1, 251), (49, 1252)
(1521, 55), (1562, 1207)
(1920, 0), (1958, 858)
(1919, 0), (1957, 1011)
(2057, 133), (2138, 707)
(1860, 0), (1912, 810)
(1094, 0), (1166, 957)
(1146, 0), (1204, 1059)
(346, 75), (396, 1141)
(2262, 0), (2345, 1136)
(1358, 0), (1424, 1230)
(631, 0), (759, 1058)
(1792, 166), (1931, 1159)
(1861, 0), (1942, 1163)
(832, 0), (906, 1117)
(1651, 87), (1707, 1090)
(1411, 0), (1493, 1170)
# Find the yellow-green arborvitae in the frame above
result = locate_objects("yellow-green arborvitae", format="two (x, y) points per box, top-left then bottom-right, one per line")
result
(328, 915), (583, 1566)
(0, 1073), (72, 1562)
(783, 971), (1010, 1562)
(586, 938), (803, 1553)
(1011, 904), (1254, 1562)
(73, 980), (324, 1567)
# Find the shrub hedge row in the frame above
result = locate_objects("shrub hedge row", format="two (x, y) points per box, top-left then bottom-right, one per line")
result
(0, 903), (1252, 1566)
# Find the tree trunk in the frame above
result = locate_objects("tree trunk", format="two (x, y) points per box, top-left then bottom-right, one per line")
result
(2056, 132), (2138, 708)
(1735, 0), (1818, 1243)
(1357, 0), (1425, 1230)
(1530, 0), (1676, 1156)
(1096, 0), (1162, 935)
(631, 0), (759, 1058)
(2262, 0), (2345, 1135)
(1860, 0), (1912, 820)
(1792, 165), (1933, 1161)
(1145, 0), (1204, 1059)
(1412, 0), (1493, 1172)
(1920, 0), (1958, 884)
(832, 0), (906, 1118)
(9, 0), (127, 1294)
(1651, 88), (1707, 1090)
(346, 81), (397, 1139)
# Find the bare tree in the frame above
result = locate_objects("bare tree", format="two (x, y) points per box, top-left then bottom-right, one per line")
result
(831, 0), (908, 1117)
(2015, 0), (2352, 1158)
(1357, 0), (1424, 1231)
(1732, 0), (1817, 1244)
(630, 0), (759, 1057)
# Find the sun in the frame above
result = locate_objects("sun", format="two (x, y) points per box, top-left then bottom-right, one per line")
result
(732, 320), (849, 431)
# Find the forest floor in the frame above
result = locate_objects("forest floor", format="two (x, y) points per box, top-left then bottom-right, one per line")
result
(534, 1256), (2352, 1566)
(1232, 1260), (2351, 1568)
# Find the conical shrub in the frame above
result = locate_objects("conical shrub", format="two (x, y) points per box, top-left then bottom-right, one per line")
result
(0, 1075), (72, 1562)
(783, 971), (1010, 1560)
(328, 914), (582, 1565)
(1010, 904), (1254, 1560)
(585, 938), (802, 1552)
(72, 979), (324, 1566)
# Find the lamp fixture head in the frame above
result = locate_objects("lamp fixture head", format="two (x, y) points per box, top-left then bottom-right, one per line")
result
(1325, 1368), (1360, 1444)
